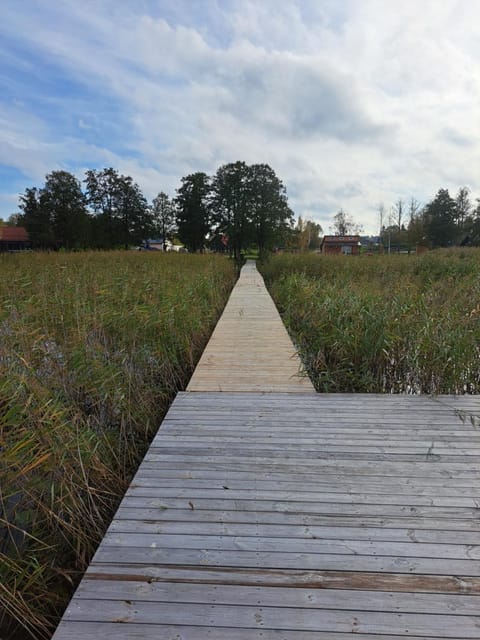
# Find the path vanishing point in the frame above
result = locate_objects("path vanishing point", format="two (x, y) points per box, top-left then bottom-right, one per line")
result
(53, 260), (480, 639)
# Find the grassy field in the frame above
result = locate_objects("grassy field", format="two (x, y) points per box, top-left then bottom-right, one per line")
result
(260, 249), (480, 394)
(0, 251), (236, 640)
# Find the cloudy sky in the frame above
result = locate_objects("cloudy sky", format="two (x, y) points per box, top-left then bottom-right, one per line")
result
(1, 0), (479, 233)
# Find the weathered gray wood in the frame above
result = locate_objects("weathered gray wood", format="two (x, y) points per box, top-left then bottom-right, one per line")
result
(53, 621), (447, 640)
(138, 457), (480, 478)
(107, 520), (480, 544)
(152, 435), (480, 449)
(114, 506), (480, 533)
(131, 466), (480, 488)
(118, 494), (480, 517)
(92, 545), (480, 576)
(129, 476), (480, 498)
(124, 486), (480, 508)
(101, 531), (480, 562)
(73, 581), (480, 615)
(84, 564), (480, 594)
(51, 260), (480, 638)
(59, 599), (480, 636)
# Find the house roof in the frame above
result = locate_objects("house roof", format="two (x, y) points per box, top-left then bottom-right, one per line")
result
(0, 226), (30, 242)
(321, 235), (361, 245)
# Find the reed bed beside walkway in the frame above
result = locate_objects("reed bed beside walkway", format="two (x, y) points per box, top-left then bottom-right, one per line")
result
(0, 251), (236, 640)
(261, 249), (480, 394)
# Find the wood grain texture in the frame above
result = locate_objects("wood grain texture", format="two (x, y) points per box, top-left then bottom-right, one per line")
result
(53, 391), (480, 639)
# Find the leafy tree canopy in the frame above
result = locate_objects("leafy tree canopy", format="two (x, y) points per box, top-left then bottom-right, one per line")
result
(151, 192), (176, 249)
(330, 209), (363, 236)
(175, 172), (211, 253)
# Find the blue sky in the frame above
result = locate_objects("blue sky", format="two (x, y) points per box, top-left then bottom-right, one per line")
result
(1, 0), (479, 233)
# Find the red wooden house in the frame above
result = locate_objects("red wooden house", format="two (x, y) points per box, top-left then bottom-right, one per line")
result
(320, 235), (361, 255)
(0, 227), (32, 252)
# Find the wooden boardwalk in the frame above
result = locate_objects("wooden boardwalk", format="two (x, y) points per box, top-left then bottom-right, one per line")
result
(187, 260), (313, 392)
(53, 263), (480, 639)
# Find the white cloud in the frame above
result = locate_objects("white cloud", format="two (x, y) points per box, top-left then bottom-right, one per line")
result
(0, 0), (479, 232)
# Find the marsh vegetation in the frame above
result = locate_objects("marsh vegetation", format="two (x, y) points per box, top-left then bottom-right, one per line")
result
(261, 250), (480, 394)
(0, 251), (236, 639)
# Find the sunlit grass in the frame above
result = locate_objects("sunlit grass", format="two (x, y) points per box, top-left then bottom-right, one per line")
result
(260, 249), (480, 394)
(0, 251), (236, 639)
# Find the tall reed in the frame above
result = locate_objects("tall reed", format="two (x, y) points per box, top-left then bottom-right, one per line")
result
(0, 251), (236, 639)
(261, 249), (480, 394)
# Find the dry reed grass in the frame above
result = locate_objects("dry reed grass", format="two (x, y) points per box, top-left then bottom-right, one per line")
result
(0, 251), (236, 639)
(261, 249), (480, 393)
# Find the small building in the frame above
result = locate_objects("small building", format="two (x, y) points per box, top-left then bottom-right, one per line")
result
(0, 227), (32, 252)
(320, 235), (361, 255)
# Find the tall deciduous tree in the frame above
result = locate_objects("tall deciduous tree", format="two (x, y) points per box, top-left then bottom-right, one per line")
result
(407, 199), (425, 249)
(18, 187), (54, 248)
(85, 168), (121, 247)
(331, 209), (363, 235)
(84, 168), (150, 248)
(455, 186), (471, 234)
(469, 200), (480, 245)
(175, 172), (211, 252)
(211, 161), (251, 262)
(248, 164), (293, 253)
(393, 198), (405, 232)
(41, 171), (90, 249)
(295, 217), (322, 251)
(151, 192), (176, 249)
(116, 176), (150, 249)
(423, 188), (457, 247)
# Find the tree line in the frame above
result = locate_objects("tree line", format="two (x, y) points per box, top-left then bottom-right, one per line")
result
(6, 168), (480, 254)
(378, 187), (480, 251)
(6, 162), (293, 258)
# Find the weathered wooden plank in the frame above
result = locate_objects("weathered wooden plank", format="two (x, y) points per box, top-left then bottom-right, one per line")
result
(52, 621), (443, 640)
(149, 441), (480, 456)
(92, 546), (480, 576)
(59, 599), (480, 637)
(124, 486), (480, 508)
(107, 520), (480, 545)
(85, 564), (480, 595)
(138, 457), (480, 478)
(169, 391), (478, 409)
(143, 447), (480, 464)
(118, 495), (480, 518)
(156, 430), (480, 440)
(130, 467), (480, 488)
(101, 531), (480, 561)
(73, 580), (480, 615)
(153, 434), (480, 448)
(114, 506), (480, 530)
(129, 476), (480, 498)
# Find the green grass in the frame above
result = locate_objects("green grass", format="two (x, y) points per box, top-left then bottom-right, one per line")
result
(260, 249), (480, 394)
(0, 251), (236, 639)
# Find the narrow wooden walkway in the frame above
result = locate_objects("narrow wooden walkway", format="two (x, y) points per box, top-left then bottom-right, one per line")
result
(53, 263), (480, 639)
(187, 260), (313, 392)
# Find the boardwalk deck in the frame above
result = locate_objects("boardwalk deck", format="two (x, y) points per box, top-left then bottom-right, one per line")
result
(52, 263), (480, 639)
(187, 260), (314, 392)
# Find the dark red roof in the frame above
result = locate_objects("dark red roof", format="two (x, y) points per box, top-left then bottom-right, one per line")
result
(0, 227), (30, 241)
(321, 235), (361, 244)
